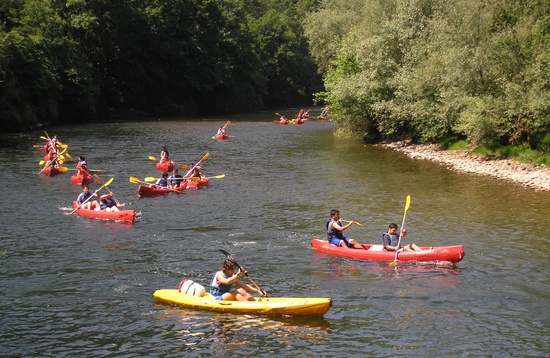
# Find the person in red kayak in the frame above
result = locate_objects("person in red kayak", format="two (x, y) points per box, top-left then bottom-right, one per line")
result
(209, 259), (267, 301)
(382, 223), (422, 252)
(76, 185), (100, 210)
(326, 209), (363, 249)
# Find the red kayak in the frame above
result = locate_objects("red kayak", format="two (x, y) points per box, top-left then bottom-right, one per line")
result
(215, 134), (229, 140)
(184, 177), (209, 189)
(311, 238), (465, 265)
(71, 173), (93, 185)
(156, 161), (175, 172)
(137, 185), (185, 196)
(42, 166), (61, 176)
(71, 201), (136, 223)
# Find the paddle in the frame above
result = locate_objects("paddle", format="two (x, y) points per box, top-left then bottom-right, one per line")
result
(212, 120), (231, 138)
(342, 220), (363, 227)
(187, 174), (225, 181)
(183, 153), (209, 179)
(389, 195), (411, 267)
(219, 249), (267, 297)
(66, 178), (113, 215)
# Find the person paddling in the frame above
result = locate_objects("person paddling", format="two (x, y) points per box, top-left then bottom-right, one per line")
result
(209, 259), (267, 301)
(326, 209), (363, 249)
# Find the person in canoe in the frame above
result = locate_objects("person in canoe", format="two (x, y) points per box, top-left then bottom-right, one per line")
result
(187, 164), (202, 180)
(382, 223), (423, 252)
(210, 259), (267, 301)
(99, 193), (122, 212)
(160, 146), (175, 166)
(77, 184), (100, 210)
(149, 172), (169, 188)
(216, 126), (227, 136)
(168, 168), (184, 188)
(326, 209), (363, 249)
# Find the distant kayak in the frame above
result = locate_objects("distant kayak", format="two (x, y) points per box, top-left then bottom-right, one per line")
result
(153, 289), (332, 316)
(215, 134), (229, 140)
(311, 238), (465, 265)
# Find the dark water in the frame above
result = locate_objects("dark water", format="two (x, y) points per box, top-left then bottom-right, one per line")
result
(1, 113), (549, 357)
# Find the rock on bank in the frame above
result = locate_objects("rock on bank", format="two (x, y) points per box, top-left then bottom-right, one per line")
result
(379, 142), (550, 192)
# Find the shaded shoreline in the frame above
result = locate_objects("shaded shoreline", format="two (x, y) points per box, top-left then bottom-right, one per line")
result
(378, 141), (550, 192)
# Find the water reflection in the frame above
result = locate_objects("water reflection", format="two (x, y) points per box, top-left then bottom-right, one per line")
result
(157, 308), (330, 355)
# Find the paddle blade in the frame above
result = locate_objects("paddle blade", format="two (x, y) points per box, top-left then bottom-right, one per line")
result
(275, 112), (281, 117)
(212, 174), (225, 179)
(90, 169), (108, 173)
(148, 156), (157, 161)
(178, 163), (187, 169)
(103, 177), (114, 186)
(40, 136), (48, 140)
(129, 177), (141, 184)
(224, 120), (231, 128)
(33, 144), (41, 148)
(39, 160), (45, 165)
(404, 195), (411, 214)
(200, 153), (209, 162)
(187, 177), (201, 181)
(58, 166), (69, 172)
(65, 152), (74, 162)
(144, 177), (157, 182)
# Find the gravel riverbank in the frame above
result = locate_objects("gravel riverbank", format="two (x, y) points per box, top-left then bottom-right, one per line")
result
(379, 141), (550, 192)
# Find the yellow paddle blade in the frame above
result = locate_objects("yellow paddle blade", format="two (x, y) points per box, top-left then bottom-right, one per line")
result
(212, 174), (225, 179)
(129, 177), (142, 184)
(178, 163), (187, 169)
(404, 195), (411, 214)
(149, 156), (157, 161)
(33, 144), (41, 148)
(103, 177), (114, 187)
(200, 152), (209, 162)
(44, 131), (50, 139)
(58, 166), (69, 172)
(39, 160), (45, 165)
(65, 152), (74, 162)
(144, 177), (157, 182)
(90, 169), (108, 173)
(60, 144), (68, 149)
(40, 136), (48, 140)
(275, 112), (281, 117)
(224, 120), (231, 127)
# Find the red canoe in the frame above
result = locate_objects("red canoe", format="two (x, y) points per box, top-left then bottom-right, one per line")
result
(311, 238), (465, 265)
(137, 185), (185, 196)
(42, 166), (61, 176)
(156, 162), (175, 172)
(70, 173), (93, 185)
(215, 134), (229, 140)
(71, 201), (136, 223)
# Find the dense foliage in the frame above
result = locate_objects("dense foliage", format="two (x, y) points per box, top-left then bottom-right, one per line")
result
(304, 0), (550, 153)
(0, 0), (322, 132)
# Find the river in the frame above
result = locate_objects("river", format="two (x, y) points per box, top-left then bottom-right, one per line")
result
(1, 112), (549, 357)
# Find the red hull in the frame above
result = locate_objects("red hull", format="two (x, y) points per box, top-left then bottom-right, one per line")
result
(71, 174), (93, 185)
(156, 162), (175, 172)
(279, 121), (288, 125)
(42, 166), (61, 176)
(215, 134), (229, 140)
(311, 238), (465, 264)
(137, 185), (185, 196)
(72, 201), (135, 223)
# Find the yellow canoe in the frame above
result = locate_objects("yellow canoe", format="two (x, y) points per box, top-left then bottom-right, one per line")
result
(153, 289), (332, 317)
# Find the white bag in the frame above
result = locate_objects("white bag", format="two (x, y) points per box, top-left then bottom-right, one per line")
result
(178, 279), (206, 297)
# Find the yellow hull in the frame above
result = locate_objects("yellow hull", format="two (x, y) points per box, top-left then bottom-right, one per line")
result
(153, 289), (332, 316)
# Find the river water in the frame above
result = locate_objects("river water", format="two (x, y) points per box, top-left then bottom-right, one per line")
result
(1, 112), (549, 357)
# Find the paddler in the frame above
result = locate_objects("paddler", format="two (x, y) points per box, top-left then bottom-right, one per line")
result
(209, 259), (267, 301)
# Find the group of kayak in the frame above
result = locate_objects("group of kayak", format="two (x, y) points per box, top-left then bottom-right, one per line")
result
(276, 106), (329, 125)
(35, 132), (138, 223)
(36, 118), (464, 318)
